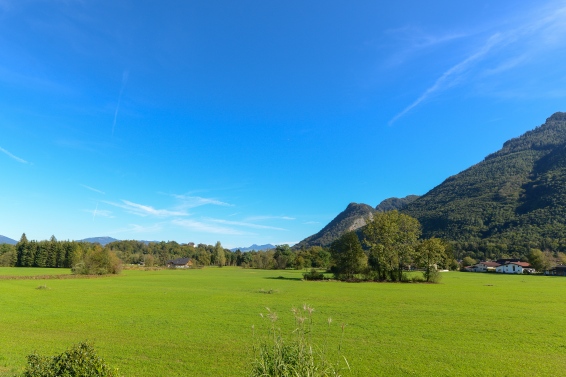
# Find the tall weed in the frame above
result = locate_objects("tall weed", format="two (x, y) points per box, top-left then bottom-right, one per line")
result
(251, 305), (349, 377)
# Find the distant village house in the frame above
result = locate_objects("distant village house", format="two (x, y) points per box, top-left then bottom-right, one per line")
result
(166, 258), (193, 268)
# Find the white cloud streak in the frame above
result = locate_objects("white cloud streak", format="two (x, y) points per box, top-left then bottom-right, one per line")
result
(172, 219), (248, 235)
(172, 194), (232, 209)
(244, 215), (295, 221)
(104, 199), (188, 217)
(208, 218), (287, 231)
(112, 70), (129, 137)
(389, 2), (566, 124)
(389, 33), (503, 125)
(85, 208), (114, 219)
(0, 147), (29, 164)
(110, 223), (163, 234)
(80, 184), (105, 194)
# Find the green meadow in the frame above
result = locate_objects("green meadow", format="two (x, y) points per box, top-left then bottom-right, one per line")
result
(1, 267), (566, 376)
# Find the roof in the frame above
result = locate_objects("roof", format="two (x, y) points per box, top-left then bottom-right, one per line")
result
(479, 261), (501, 267)
(167, 258), (191, 265)
(507, 262), (531, 267)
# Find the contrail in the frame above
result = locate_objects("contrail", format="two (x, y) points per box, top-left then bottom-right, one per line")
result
(92, 202), (99, 222)
(112, 70), (129, 137)
(0, 146), (29, 164)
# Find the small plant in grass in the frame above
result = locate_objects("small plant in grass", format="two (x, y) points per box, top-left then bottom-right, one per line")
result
(16, 341), (120, 377)
(35, 284), (50, 290)
(250, 305), (349, 377)
(258, 288), (278, 294)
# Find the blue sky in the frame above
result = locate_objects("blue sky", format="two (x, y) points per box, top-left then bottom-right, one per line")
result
(1, 0), (566, 248)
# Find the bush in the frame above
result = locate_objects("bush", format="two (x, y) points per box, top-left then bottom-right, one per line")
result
(251, 305), (349, 377)
(423, 268), (442, 283)
(72, 246), (122, 275)
(303, 269), (325, 281)
(17, 341), (120, 377)
(411, 274), (425, 283)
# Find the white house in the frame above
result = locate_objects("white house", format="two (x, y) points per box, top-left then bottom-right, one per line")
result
(474, 261), (500, 272)
(496, 262), (534, 274)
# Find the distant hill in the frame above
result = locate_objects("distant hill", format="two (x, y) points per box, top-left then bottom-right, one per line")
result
(0, 235), (17, 245)
(230, 244), (275, 252)
(79, 237), (119, 246)
(376, 195), (420, 212)
(402, 112), (566, 252)
(294, 203), (375, 249)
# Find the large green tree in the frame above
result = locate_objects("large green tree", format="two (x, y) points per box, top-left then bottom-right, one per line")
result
(213, 241), (226, 267)
(363, 211), (421, 281)
(330, 231), (367, 280)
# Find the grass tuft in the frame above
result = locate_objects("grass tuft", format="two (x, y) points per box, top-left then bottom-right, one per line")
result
(251, 305), (349, 376)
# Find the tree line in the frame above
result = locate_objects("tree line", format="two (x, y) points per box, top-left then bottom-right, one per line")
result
(0, 234), (332, 271)
(1, 212), (456, 282)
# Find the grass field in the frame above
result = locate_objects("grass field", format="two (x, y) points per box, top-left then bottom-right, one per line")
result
(1, 267), (566, 376)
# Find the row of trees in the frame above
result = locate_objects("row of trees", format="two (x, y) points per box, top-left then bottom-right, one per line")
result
(330, 211), (455, 282)
(2, 212), (453, 282)
(0, 235), (331, 271)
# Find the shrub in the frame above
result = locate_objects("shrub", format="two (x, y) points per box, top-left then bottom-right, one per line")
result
(303, 269), (325, 281)
(423, 268), (442, 283)
(411, 274), (425, 283)
(72, 246), (122, 275)
(17, 341), (120, 377)
(251, 305), (349, 377)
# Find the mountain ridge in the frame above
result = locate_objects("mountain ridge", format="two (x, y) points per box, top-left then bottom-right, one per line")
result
(230, 244), (275, 252)
(0, 235), (17, 245)
(296, 113), (566, 256)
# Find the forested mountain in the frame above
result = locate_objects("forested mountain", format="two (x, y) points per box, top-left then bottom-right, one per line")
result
(376, 195), (420, 212)
(296, 113), (566, 258)
(294, 203), (375, 248)
(402, 112), (566, 256)
(0, 235), (17, 245)
(295, 195), (422, 249)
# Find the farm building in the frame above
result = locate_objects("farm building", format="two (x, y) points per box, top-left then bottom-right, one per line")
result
(166, 258), (193, 268)
(545, 265), (566, 276)
(474, 261), (500, 272)
(496, 262), (534, 274)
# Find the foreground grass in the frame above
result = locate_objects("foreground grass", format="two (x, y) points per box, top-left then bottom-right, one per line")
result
(1, 267), (565, 376)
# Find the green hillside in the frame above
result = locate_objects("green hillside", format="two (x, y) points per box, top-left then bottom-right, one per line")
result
(294, 203), (375, 248)
(403, 112), (566, 256)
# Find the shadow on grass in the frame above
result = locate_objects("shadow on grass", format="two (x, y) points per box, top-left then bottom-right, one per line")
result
(264, 276), (303, 281)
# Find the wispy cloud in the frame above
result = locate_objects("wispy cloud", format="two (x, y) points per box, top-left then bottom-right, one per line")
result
(303, 221), (321, 225)
(0, 147), (30, 164)
(171, 194), (232, 209)
(389, 2), (566, 124)
(172, 219), (248, 235)
(112, 70), (129, 137)
(109, 223), (163, 234)
(85, 208), (114, 219)
(104, 199), (188, 217)
(80, 184), (105, 194)
(245, 215), (295, 221)
(208, 218), (287, 231)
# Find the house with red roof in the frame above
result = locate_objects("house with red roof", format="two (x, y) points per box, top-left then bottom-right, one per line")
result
(496, 261), (534, 274)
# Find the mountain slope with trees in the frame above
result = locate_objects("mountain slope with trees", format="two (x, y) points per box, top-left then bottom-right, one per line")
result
(376, 195), (420, 212)
(402, 112), (566, 257)
(294, 203), (376, 248)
